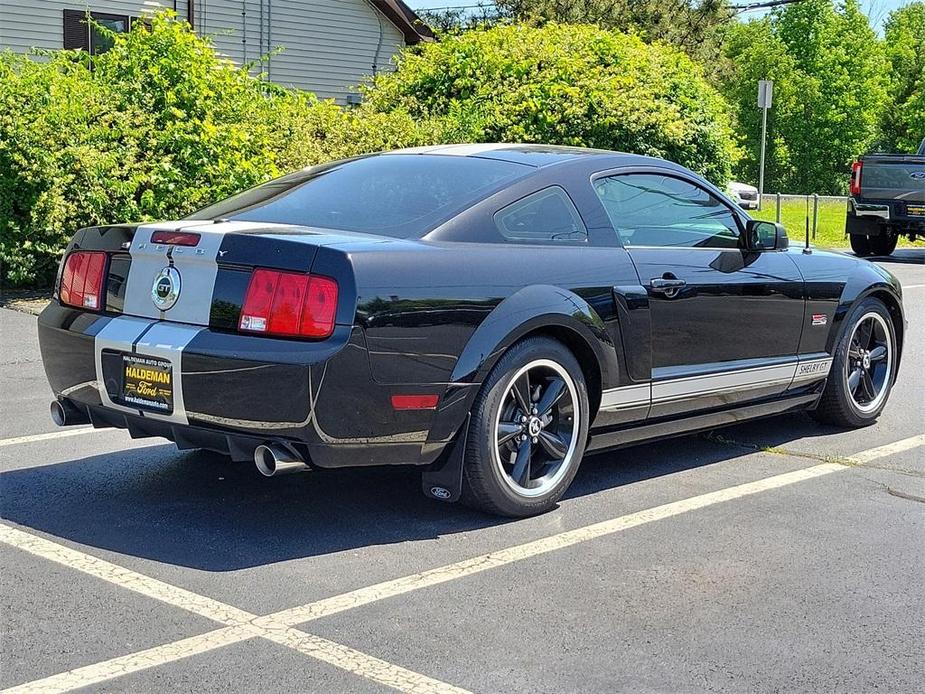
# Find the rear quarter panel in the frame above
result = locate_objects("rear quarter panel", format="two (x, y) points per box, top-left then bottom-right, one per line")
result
(344, 241), (638, 389)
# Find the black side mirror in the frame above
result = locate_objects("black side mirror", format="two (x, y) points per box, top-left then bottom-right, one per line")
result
(745, 220), (788, 251)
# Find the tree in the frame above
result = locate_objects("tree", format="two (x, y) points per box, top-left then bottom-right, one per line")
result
(723, 0), (887, 194)
(363, 23), (739, 183)
(426, 0), (735, 62)
(880, 2), (925, 153)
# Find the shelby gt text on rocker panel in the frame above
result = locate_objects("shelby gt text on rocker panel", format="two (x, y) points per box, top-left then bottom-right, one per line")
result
(38, 145), (906, 517)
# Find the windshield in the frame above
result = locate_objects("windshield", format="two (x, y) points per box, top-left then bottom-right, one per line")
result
(187, 154), (531, 237)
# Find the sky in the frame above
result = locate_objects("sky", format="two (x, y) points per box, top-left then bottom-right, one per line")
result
(402, 0), (916, 30)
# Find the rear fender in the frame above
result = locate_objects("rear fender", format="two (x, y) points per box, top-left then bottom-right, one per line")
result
(449, 284), (619, 388)
(422, 285), (619, 483)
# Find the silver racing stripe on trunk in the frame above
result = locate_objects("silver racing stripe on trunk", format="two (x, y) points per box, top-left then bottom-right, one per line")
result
(121, 223), (224, 326)
(121, 220), (288, 326)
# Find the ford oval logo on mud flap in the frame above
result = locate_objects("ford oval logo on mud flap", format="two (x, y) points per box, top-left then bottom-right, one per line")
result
(430, 486), (452, 500)
(151, 266), (181, 311)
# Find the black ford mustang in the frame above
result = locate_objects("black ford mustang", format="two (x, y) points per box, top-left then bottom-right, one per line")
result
(39, 144), (905, 517)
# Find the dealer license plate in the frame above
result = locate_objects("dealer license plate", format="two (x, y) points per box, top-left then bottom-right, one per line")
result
(122, 354), (173, 413)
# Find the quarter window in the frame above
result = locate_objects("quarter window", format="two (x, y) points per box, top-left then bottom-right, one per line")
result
(494, 187), (587, 243)
(594, 174), (741, 248)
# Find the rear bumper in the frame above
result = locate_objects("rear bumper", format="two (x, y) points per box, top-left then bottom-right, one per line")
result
(38, 303), (472, 467)
(847, 198), (925, 234)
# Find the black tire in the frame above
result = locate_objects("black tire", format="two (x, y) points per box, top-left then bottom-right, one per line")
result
(462, 336), (590, 517)
(849, 233), (871, 256)
(869, 230), (898, 256)
(811, 297), (897, 428)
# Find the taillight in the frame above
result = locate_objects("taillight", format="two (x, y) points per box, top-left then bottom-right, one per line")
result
(850, 161), (863, 196)
(59, 251), (107, 311)
(239, 269), (338, 338)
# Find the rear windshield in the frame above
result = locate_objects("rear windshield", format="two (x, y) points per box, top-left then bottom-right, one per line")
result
(188, 154), (530, 237)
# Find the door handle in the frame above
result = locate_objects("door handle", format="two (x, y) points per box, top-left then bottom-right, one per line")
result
(650, 277), (687, 294)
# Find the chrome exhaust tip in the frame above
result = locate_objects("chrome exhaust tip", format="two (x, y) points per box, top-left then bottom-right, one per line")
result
(50, 399), (90, 427)
(254, 443), (308, 477)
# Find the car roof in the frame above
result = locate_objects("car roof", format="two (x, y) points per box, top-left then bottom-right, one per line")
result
(383, 143), (655, 169)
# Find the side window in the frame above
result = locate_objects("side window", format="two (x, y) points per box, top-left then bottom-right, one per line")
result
(494, 187), (587, 243)
(594, 174), (741, 249)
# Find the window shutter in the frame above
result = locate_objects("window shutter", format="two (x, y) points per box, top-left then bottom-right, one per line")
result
(63, 9), (90, 51)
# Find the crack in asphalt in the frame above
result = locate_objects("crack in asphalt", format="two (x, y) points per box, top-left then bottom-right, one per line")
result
(700, 431), (925, 479)
(885, 486), (925, 504)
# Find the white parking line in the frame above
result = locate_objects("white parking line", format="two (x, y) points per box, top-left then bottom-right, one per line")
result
(268, 463), (844, 626)
(0, 525), (469, 694)
(846, 433), (925, 464)
(2, 434), (923, 693)
(0, 428), (100, 448)
(0, 525), (254, 625)
(0, 627), (251, 694)
(903, 284), (925, 289)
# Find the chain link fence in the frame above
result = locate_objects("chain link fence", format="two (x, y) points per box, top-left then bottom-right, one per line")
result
(751, 193), (849, 245)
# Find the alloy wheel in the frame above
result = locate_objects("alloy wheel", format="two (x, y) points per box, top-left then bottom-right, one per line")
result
(845, 311), (892, 414)
(491, 359), (580, 498)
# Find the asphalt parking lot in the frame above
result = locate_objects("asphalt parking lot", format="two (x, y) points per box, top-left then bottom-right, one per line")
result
(1, 250), (923, 694)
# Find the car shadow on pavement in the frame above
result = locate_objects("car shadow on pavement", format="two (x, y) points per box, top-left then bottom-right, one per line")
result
(852, 248), (925, 265)
(0, 412), (846, 572)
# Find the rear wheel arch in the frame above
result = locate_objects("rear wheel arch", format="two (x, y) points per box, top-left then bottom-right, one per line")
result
(449, 286), (616, 416)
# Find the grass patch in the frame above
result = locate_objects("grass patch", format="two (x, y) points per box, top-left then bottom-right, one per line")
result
(750, 197), (925, 250)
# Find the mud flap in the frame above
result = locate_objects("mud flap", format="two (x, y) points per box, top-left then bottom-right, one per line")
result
(846, 213), (884, 237)
(421, 414), (469, 503)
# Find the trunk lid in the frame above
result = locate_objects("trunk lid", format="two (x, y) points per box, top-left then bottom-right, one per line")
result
(118, 220), (371, 326)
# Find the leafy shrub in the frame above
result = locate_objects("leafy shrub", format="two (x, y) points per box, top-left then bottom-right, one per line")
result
(362, 23), (739, 183)
(0, 11), (427, 287)
(1, 14), (738, 287)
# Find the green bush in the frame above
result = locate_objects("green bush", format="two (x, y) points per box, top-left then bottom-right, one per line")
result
(362, 23), (739, 183)
(0, 11), (427, 287)
(1, 14), (738, 288)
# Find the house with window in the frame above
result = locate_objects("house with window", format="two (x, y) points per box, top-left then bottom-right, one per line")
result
(0, 0), (432, 102)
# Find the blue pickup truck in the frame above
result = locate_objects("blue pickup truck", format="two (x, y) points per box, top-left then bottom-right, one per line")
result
(846, 137), (925, 256)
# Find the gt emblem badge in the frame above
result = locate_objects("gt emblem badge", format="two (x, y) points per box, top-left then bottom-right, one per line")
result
(151, 266), (181, 311)
(812, 314), (827, 326)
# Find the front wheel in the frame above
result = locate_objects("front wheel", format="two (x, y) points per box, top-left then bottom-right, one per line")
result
(462, 337), (589, 517)
(812, 298), (897, 427)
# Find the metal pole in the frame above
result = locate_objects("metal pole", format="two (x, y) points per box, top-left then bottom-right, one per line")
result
(775, 192), (781, 223)
(812, 194), (818, 240)
(758, 105), (768, 211)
